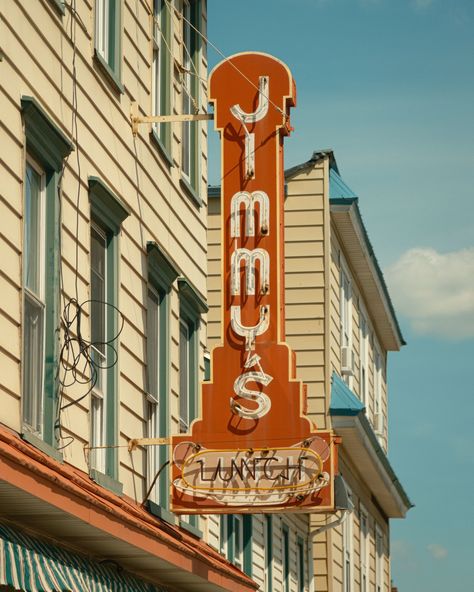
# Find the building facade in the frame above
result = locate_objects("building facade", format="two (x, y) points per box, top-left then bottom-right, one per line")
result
(0, 0), (256, 590)
(207, 151), (412, 591)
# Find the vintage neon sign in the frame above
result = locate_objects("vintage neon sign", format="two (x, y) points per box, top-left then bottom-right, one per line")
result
(171, 52), (338, 513)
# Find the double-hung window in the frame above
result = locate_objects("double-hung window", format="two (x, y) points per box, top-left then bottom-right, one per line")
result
(282, 523), (290, 592)
(146, 242), (178, 516)
(373, 341), (385, 447)
(146, 286), (161, 504)
(21, 97), (73, 454)
(152, 0), (172, 155)
(359, 505), (369, 592)
(297, 537), (305, 592)
(90, 222), (108, 474)
(23, 158), (46, 436)
(88, 177), (130, 492)
(375, 524), (384, 592)
(180, 0), (201, 197)
(342, 487), (354, 592)
(178, 277), (207, 533)
(264, 515), (273, 592)
(340, 256), (353, 386)
(179, 316), (192, 433)
(359, 307), (369, 408)
(95, 0), (122, 88)
(220, 515), (252, 575)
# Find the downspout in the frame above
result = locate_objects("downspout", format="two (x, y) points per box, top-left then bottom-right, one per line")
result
(310, 508), (351, 538)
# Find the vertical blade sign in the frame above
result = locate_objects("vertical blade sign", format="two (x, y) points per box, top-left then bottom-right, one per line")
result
(171, 52), (338, 514)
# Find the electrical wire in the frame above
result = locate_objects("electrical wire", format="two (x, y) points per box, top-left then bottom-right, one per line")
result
(58, 298), (125, 414)
(163, 0), (287, 118)
(55, 0), (124, 451)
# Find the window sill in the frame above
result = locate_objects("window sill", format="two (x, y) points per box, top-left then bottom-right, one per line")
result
(90, 468), (123, 496)
(180, 177), (201, 208)
(21, 431), (63, 463)
(146, 500), (176, 525)
(179, 519), (203, 539)
(48, 0), (65, 15)
(150, 129), (174, 168)
(93, 50), (124, 95)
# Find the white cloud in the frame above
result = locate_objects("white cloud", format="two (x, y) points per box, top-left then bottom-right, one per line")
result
(385, 247), (474, 340)
(427, 544), (448, 560)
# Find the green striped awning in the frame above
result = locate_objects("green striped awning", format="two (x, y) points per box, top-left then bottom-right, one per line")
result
(0, 522), (167, 592)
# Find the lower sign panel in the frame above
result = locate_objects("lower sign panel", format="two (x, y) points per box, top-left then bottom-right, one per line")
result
(171, 433), (336, 513)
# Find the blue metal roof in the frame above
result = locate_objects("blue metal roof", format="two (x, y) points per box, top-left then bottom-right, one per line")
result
(329, 372), (365, 416)
(329, 168), (358, 199)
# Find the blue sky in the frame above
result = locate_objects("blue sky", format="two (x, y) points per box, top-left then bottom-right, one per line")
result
(207, 1), (474, 589)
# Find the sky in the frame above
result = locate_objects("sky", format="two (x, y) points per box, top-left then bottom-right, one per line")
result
(206, 1), (474, 590)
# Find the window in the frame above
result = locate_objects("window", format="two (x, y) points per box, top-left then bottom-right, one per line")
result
(152, 0), (172, 155)
(95, 0), (122, 87)
(178, 277), (207, 531)
(297, 537), (305, 592)
(342, 488), (354, 592)
(88, 177), (130, 492)
(146, 286), (161, 504)
(90, 222), (108, 474)
(220, 514), (228, 557)
(373, 342), (385, 446)
(340, 256), (353, 386)
(180, 0), (200, 196)
(375, 524), (384, 592)
(179, 317), (192, 433)
(359, 307), (369, 408)
(146, 242), (178, 515)
(233, 514), (244, 569)
(282, 524), (290, 592)
(220, 515), (252, 575)
(340, 266), (351, 349)
(178, 277), (207, 433)
(360, 506), (369, 592)
(23, 158), (46, 436)
(264, 515), (273, 592)
(21, 97), (73, 454)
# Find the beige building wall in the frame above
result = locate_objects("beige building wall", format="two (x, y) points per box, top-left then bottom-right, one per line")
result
(0, 0), (210, 534)
(285, 155), (392, 592)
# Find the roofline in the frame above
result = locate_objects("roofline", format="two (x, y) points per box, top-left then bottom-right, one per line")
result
(284, 149), (339, 179)
(330, 197), (406, 347)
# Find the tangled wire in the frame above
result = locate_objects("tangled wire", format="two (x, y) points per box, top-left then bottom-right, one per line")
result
(55, 298), (124, 449)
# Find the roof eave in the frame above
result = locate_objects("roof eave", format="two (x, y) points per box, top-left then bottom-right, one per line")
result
(330, 411), (413, 518)
(330, 199), (406, 351)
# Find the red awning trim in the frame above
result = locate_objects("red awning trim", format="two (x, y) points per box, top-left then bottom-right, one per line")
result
(0, 425), (258, 592)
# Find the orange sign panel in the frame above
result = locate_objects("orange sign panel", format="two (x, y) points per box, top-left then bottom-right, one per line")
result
(171, 52), (338, 514)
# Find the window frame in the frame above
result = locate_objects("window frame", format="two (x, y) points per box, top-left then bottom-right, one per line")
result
(145, 242), (179, 517)
(375, 523), (384, 592)
(88, 176), (130, 494)
(23, 156), (47, 438)
(94, 0), (123, 92)
(90, 221), (109, 475)
(151, 0), (172, 160)
(342, 486), (354, 592)
(297, 536), (305, 592)
(282, 523), (290, 592)
(359, 504), (369, 592)
(177, 276), (207, 534)
(180, 0), (202, 203)
(221, 515), (252, 575)
(359, 302), (369, 408)
(264, 515), (273, 592)
(21, 97), (73, 458)
(339, 254), (353, 388)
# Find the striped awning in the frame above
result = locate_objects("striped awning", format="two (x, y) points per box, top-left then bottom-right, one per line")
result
(0, 522), (167, 592)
